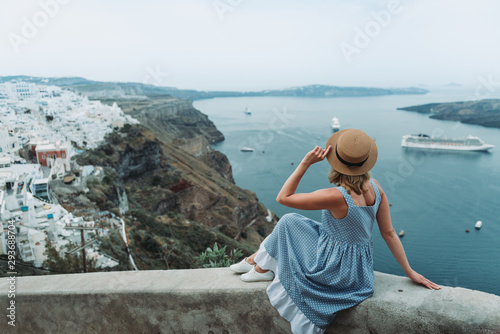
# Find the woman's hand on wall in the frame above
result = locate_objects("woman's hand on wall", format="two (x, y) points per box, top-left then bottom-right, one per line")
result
(407, 270), (441, 290)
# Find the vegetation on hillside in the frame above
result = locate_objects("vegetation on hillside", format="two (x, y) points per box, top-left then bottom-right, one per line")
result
(52, 122), (274, 273)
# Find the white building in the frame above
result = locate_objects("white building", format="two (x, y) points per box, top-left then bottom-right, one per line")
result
(0, 159), (45, 213)
(17, 226), (46, 267)
(3, 81), (38, 99)
(0, 125), (19, 154)
(0, 81), (133, 270)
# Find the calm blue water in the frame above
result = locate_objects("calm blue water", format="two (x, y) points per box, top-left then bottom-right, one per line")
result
(193, 87), (500, 296)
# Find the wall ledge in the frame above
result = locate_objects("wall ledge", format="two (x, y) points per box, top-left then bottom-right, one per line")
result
(1, 269), (499, 333)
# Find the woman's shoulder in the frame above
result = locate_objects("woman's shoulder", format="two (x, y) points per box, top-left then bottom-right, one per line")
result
(321, 187), (346, 198)
(370, 178), (385, 197)
(316, 187), (348, 206)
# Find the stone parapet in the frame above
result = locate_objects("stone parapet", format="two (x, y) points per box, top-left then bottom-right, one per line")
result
(0, 269), (499, 333)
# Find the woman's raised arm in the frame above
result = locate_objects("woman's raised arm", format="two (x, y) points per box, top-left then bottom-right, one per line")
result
(276, 145), (338, 210)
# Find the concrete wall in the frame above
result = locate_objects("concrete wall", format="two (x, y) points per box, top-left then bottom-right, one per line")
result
(0, 269), (499, 334)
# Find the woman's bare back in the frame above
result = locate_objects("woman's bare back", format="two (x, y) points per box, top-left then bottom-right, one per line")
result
(329, 180), (378, 219)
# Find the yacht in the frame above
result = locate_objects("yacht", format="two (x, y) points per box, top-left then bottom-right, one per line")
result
(475, 221), (482, 229)
(401, 134), (494, 152)
(240, 147), (254, 152)
(331, 117), (340, 132)
(244, 107), (252, 115)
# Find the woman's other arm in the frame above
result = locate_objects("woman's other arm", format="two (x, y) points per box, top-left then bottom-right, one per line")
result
(375, 180), (441, 290)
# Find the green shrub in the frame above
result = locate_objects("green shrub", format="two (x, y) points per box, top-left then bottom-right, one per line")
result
(120, 123), (132, 133)
(141, 233), (161, 253)
(195, 242), (243, 268)
(43, 241), (97, 273)
(151, 175), (162, 186)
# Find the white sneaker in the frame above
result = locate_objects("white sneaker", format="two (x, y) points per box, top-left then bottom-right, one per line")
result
(230, 258), (254, 274)
(241, 266), (274, 282)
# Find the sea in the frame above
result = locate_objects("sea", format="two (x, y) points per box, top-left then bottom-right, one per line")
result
(193, 86), (500, 296)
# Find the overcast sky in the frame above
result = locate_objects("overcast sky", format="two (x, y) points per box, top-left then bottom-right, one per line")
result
(1, 0), (499, 91)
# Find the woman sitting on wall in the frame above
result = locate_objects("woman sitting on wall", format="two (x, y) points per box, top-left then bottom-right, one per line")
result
(230, 129), (440, 333)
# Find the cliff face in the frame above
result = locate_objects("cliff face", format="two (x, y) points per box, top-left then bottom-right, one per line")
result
(124, 128), (269, 233)
(200, 150), (235, 183)
(398, 99), (500, 128)
(56, 98), (276, 270)
(92, 97), (224, 144)
(117, 139), (161, 179)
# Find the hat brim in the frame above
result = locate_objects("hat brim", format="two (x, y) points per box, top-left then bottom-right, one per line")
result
(325, 129), (378, 176)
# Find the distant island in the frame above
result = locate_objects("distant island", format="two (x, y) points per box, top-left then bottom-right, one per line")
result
(0, 75), (428, 101)
(397, 99), (500, 129)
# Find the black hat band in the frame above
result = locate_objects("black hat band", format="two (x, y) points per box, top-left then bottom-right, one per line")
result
(335, 145), (369, 168)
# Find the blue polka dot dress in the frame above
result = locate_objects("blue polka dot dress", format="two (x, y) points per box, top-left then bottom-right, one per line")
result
(254, 179), (381, 333)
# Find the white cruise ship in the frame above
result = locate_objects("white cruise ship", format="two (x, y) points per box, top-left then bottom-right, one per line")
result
(401, 134), (494, 152)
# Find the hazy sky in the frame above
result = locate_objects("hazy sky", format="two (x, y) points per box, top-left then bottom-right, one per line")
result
(1, 0), (500, 91)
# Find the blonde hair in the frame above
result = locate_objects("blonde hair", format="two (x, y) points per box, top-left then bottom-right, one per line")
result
(328, 167), (371, 195)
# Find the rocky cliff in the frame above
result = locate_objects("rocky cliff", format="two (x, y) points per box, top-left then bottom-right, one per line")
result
(398, 99), (500, 128)
(111, 97), (225, 144)
(54, 100), (276, 270)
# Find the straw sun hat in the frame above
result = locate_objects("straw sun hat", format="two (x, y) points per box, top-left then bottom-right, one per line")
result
(325, 129), (378, 176)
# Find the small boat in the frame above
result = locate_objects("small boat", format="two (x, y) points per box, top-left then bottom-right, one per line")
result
(398, 230), (405, 237)
(475, 220), (482, 229)
(240, 147), (254, 152)
(331, 117), (340, 132)
(244, 107), (252, 115)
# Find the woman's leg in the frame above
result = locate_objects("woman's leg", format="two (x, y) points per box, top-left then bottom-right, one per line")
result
(246, 252), (269, 273)
(246, 252), (257, 265)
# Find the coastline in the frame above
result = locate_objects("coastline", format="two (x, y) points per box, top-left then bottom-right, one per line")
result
(397, 99), (500, 129)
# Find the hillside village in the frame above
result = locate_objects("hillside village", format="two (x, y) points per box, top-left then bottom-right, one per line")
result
(0, 80), (139, 271)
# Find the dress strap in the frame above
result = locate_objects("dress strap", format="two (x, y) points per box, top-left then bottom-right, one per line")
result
(336, 186), (356, 207)
(370, 179), (381, 206)
(337, 180), (381, 207)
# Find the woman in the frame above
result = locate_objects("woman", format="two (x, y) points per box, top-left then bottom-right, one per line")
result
(230, 129), (440, 333)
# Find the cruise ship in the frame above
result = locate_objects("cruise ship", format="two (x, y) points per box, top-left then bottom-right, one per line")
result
(401, 134), (494, 152)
